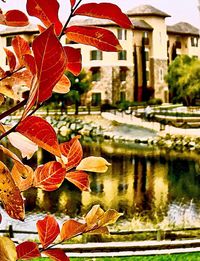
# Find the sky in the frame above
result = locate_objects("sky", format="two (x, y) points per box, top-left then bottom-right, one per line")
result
(0, 0), (200, 28)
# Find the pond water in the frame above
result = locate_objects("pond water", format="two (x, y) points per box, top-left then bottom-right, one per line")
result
(1, 137), (200, 240)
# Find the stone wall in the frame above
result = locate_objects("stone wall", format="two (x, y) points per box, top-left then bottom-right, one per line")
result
(150, 58), (168, 102)
(85, 66), (134, 105)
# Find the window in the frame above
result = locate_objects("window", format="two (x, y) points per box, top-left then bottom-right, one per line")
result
(144, 31), (148, 38)
(146, 70), (149, 81)
(90, 50), (103, 60)
(145, 50), (149, 61)
(6, 36), (13, 46)
(120, 91), (126, 102)
(117, 29), (127, 40)
(91, 67), (101, 81)
(159, 68), (164, 82)
(92, 93), (101, 106)
(142, 31), (149, 45)
(119, 67), (127, 81)
(191, 37), (198, 47)
(118, 50), (127, 60)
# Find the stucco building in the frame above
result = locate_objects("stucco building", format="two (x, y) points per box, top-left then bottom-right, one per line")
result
(0, 5), (199, 105)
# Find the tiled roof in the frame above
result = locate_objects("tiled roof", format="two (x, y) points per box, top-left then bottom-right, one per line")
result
(69, 18), (122, 27)
(167, 22), (199, 36)
(127, 5), (170, 18)
(0, 24), (38, 36)
(131, 19), (153, 30)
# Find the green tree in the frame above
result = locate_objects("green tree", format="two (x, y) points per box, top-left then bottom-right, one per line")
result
(165, 55), (200, 105)
(65, 70), (92, 115)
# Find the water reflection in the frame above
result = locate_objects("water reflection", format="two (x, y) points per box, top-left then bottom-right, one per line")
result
(1, 139), (200, 234)
(21, 140), (200, 229)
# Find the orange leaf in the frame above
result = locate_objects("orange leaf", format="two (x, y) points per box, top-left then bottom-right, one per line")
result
(43, 249), (70, 261)
(0, 237), (17, 261)
(16, 241), (41, 259)
(65, 26), (122, 52)
(60, 136), (83, 171)
(3, 48), (16, 72)
(84, 205), (104, 229)
(32, 24), (67, 102)
(12, 69), (33, 88)
(12, 36), (31, 67)
(2, 10), (29, 27)
(64, 46), (82, 76)
(98, 209), (123, 227)
(0, 77), (18, 99)
(36, 215), (60, 248)
(74, 3), (133, 29)
(66, 170), (90, 191)
(0, 161), (25, 221)
(0, 94), (4, 105)
(76, 156), (111, 173)
(26, 0), (63, 35)
(12, 163), (34, 191)
(70, 0), (76, 8)
(0, 67), (6, 78)
(60, 220), (86, 241)
(53, 75), (71, 94)
(33, 161), (66, 191)
(16, 116), (61, 157)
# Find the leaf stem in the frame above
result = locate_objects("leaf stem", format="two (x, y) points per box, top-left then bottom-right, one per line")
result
(0, 99), (27, 121)
(59, 0), (83, 39)
(0, 66), (25, 82)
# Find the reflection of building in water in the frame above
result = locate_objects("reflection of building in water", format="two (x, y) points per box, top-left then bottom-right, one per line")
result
(35, 181), (82, 217)
(82, 155), (169, 219)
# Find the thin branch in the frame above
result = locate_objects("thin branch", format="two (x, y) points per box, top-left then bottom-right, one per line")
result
(0, 66), (25, 82)
(0, 99), (27, 121)
(0, 121), (19, 141)
(59, 0), (83, 39)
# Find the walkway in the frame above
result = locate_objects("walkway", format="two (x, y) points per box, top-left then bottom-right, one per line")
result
(102, 112), (200, 138)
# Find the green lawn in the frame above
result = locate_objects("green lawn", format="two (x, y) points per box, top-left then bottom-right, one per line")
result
(31, 253), (200, 261)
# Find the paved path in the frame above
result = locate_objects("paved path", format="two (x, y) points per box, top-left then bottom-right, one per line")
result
(102, 112), (200, 138)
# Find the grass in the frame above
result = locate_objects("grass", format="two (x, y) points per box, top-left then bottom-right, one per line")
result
(31, 253), (200, 261)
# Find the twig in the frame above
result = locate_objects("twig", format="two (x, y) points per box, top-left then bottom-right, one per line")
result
(0, 99), (27, 121)
(59, 0), (83, 39)
(0, 66), (25, 82)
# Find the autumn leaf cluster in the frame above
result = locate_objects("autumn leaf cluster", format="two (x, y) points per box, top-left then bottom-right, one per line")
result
(0, 0), (132, 260)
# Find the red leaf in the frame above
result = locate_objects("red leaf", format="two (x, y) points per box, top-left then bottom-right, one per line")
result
(33, 161), (66, 191)
(43, 249), (69, 261)
(12, 36), (31, 67)
(66, 170), (90, 191)
(60, 220), (86, 241)
(26, 0), (63, 35)
(23, 54), (36, 75)
(70, 0), (76, 8)
(32, 24), (67, 102)
(74, 3), (133, 29)
(65, 25), (122, 51)
(16, 241), (41, 259)
(3, 10), (29, 27)
(16, 116), (61, 157)
(64, 46), (82, 76)
(37, 215), (60, 248)
(0, 67), (6, 78)
(3, 48), (16, 72)
(60, 136), (83, 171)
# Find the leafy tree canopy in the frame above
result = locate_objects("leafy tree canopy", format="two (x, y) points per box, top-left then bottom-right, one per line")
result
(165, 55), (200, 105)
